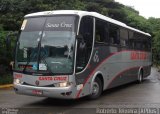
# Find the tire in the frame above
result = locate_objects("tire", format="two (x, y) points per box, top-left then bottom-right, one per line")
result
(137, 70), (143, 83)
(89, 77), (103, 99)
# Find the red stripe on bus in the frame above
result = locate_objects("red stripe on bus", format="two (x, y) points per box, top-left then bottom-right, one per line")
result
(76, 50), (149, 98)
(76, 52), (115, 98)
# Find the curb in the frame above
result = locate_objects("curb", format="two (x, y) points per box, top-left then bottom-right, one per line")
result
(0, 84), (13, 89)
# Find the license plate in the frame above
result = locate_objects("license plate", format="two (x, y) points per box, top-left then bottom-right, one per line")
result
(32, 90), (43, 95)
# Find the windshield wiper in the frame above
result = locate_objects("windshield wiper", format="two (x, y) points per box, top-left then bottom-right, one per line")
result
(23, 42), (40, 73)
(23, 59), (30, 73)
(39, 53), (55, 75)
(22, 50), (35, 73)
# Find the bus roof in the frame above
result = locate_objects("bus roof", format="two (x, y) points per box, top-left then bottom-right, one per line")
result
(25, 10), (151, 37)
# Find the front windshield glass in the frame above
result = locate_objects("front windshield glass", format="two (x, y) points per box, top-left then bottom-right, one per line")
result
(15, 15), (78, 74)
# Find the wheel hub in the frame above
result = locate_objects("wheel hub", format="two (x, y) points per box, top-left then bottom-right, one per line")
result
(92, 82), (99, 95)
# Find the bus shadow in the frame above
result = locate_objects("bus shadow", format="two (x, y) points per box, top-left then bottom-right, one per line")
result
(26, 95), (89, 108)
(101, 81), (138, 96)
(100, 79), (149, 99)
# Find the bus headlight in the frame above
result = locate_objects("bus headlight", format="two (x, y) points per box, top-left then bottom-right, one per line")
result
(14, 79), (23, 85)
(54, 82), (72, 87)
(14, 79), (20, 84)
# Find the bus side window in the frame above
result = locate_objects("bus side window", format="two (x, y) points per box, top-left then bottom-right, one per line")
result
(143, 36), (151, 51)
(134, 33), (143, 50)
(76, 16), (93, 72)
(147, 37), (151, 51)
(109, 24), (120, 45)
(95, 19), (109, 44)
(120, 28), (128, 47)
(128, 31), (135, 49)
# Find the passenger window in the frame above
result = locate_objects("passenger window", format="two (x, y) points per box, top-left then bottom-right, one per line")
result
(134, 33), (143, 50)
(109, 24), (120, 45)
(142, 36), (151, 51)
(147, 37), (151, 51)
(120, 28), (128, 46)
(128, 31), (135, 49)
(95, 19), (109, 44)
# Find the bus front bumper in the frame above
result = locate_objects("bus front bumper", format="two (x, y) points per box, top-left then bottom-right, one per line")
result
(14, 84), (77, 99)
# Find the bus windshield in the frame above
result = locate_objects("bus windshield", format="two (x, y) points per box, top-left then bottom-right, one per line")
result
(15, 15), (78, 74)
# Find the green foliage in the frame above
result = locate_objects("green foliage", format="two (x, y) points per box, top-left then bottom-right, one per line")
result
(0, 30), (9, 76)
(0, 74), (13, 85)
(0, 0), (86, 30)
(0, 31), (7, 57)
(85, 0), (127, 22)
(152, 30), (160, 65)
(0, 31), (17, 77)
(153, 31), (160, 52)
(0, 0), (160, 73)
(122, 7), (151, 33)
(147, 18), (160, 65)
(148, 17), (160, 33)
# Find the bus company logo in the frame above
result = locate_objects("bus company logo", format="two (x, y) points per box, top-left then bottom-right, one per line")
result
(93, 51), (99, 63)
(35, 80), (40, 86)
(131, 51), (147, 60)
(38, 76), (68, 81)
(46, 22), (72, 28)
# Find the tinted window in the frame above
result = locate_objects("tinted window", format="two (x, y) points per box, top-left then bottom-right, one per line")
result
(109, 24), (120, 45)
(128, 31), (135, 49)
(23, 17), (46, 32)
(95, 19), (109, 43)
(141, 36), (151, 51)
(76, 16), (93, 72)
(147, 37), (151, 51)
(120, 28), (128, 46)
(129, 30), (151, 51)
(16, 16), (78, 73)
(134, 33), (144, 50)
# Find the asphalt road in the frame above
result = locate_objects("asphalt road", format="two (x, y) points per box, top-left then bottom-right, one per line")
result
(0, 67), (160, 114)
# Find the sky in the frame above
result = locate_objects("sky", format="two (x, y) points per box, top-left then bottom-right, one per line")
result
(115, 0), (160, 18)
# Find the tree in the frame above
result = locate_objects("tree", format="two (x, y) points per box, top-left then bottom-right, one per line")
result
(152, 31), (160, 65)
(0, 0), (160, 66)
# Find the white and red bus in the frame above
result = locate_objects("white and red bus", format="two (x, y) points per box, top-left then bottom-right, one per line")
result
(13, 10), (152, 99)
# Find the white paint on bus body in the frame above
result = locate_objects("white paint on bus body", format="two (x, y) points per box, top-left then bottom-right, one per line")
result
(25, 10), (151, 37)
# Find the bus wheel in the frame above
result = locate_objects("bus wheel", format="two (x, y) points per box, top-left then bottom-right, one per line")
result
(89, 77), (102, 99)
(137, 70), (143, 83)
